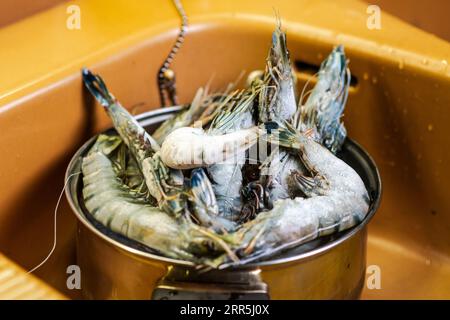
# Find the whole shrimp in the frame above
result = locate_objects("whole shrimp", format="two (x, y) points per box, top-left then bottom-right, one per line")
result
(232, 121), (369, 263)
(241, 25), (303, 215)
(203, 82), (268, 221)
(82, 134), (237, 265)
(82, 69), (185, 216)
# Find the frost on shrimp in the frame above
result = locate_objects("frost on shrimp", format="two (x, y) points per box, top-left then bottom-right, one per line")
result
(232, 122), (370, 262)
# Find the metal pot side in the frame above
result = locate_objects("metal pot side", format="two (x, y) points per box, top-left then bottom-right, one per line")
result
(65, 107), (381, 300)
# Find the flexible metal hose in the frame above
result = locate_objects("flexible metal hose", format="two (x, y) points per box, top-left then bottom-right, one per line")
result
(157, 0), (188, 107)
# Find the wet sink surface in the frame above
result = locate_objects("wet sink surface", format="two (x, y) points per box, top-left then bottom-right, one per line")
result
(362, 232), (450, 299)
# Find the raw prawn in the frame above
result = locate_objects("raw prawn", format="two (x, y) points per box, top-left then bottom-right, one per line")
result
(82, 134), (237, 265)
(232, 121), (369, 263)
(82, 69), (185, 216)
(159, 88), (262, 170)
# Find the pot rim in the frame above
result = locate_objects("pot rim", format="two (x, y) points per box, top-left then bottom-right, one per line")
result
(65, 106), (382, 269)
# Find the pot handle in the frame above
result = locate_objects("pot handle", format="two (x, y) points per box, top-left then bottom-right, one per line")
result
(151, 267), (269, 300)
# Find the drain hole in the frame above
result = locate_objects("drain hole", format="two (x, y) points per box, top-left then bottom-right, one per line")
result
(294, 60), (359, 87)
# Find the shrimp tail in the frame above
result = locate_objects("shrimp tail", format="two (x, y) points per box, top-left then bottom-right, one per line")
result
(259, 23), (297, 122)
(294, 45), (350, 153)
(82, 68), (115, 107)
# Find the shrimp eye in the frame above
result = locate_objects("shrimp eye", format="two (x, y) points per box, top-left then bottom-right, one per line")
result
(264, 121), (279, 133)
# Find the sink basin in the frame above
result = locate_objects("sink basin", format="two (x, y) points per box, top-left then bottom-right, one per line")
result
(0, 0), (448, 299)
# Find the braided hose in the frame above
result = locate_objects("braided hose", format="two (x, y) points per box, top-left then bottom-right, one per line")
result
(158, 0), (188, 107)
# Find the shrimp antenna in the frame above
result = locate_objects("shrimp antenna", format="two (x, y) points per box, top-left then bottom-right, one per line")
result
(82, 68), (115, 107)
(157, 0), (188, 107)
(298, 71), (319, 106)
(272, 7), (282, 29)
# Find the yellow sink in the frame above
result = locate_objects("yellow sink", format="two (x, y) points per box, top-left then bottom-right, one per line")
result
(0, 0), (448, 299)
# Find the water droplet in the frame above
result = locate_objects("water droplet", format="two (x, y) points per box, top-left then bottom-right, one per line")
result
(398, 59), (404, 69)
(427, 124), (434, 131)
(402, 108), (408, 115)
(372, 76), (378, 84)
(442, 60), (448, 66)
(417, 153), (422, 160)
(422, 58), (429, 65)
(425, 259), (431, 266)
(363, 72), (369, 80)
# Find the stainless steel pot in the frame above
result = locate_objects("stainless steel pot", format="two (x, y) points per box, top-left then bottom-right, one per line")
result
(65, 107), (381, 300)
